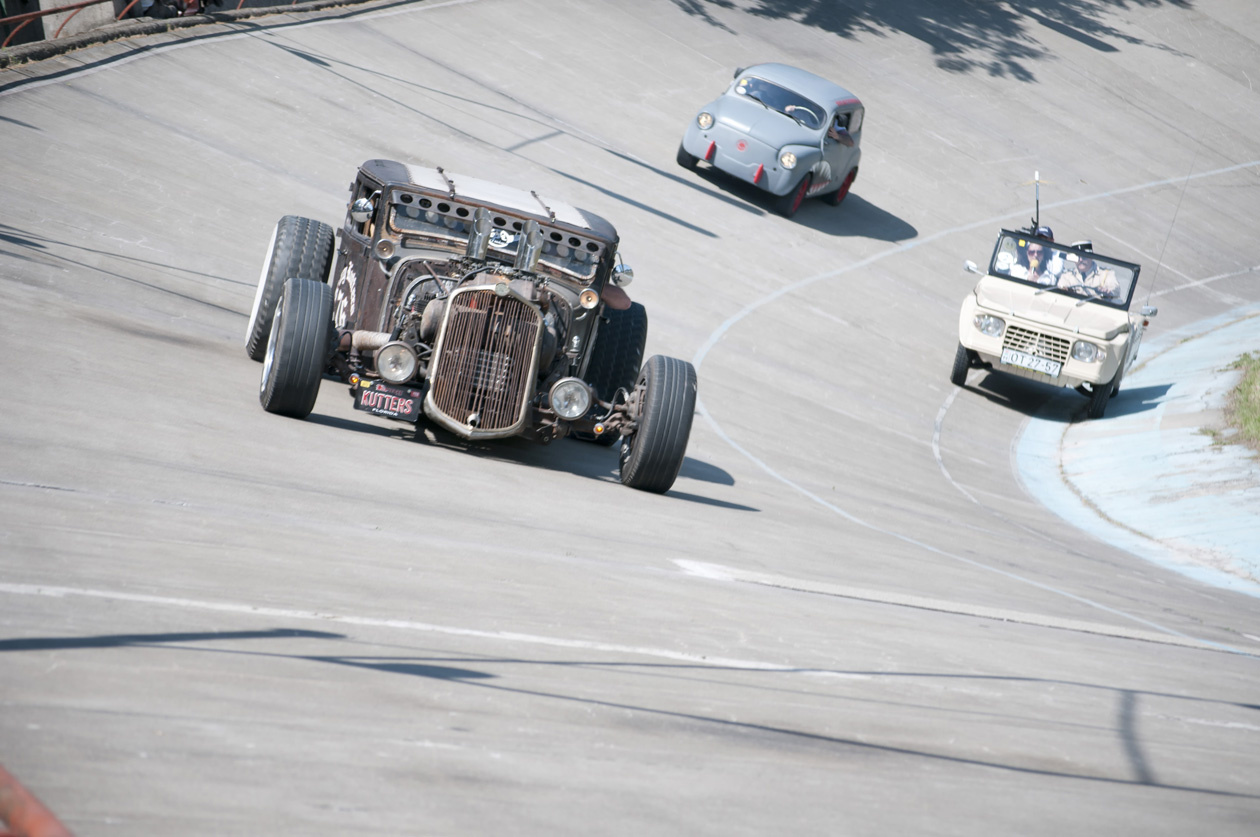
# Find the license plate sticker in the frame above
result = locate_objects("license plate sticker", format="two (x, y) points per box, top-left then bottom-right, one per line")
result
(354, 381), (422, 420)
(1000, 348), (1062, 377)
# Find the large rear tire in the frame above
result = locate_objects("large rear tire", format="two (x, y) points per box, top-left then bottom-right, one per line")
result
(245, 215), (335, 361)
(619, 355), (697, 493)
(260, 278), (333, 419)
(582, 302), (648, 446)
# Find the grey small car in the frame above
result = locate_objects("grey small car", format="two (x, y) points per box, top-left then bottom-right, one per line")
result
(678, 62), (863, 217)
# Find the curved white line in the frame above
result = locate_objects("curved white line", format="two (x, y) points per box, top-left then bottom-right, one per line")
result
(692, 161), (1260, 654)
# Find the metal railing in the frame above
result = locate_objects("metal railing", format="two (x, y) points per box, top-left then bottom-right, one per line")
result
(0, 0), (303, 49)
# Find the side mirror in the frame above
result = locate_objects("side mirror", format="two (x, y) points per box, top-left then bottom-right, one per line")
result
(733, 66), (745, 79)
(350, 197), (374, 225)
(964, 260), (980, 274)
(612, 263), (634, 287)
(1139, 305), (1158, 317)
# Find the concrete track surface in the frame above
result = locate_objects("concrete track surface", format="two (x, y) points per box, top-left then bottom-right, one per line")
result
(2, 1), (1259, 834)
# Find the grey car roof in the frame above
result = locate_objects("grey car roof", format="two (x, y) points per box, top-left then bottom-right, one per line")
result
(359, 159), (618, 243)
(738, 63), (861, 108)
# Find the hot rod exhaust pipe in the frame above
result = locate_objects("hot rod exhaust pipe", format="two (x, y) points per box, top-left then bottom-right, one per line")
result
(465, 207), (492, 261)
(514, 219), (544, 273)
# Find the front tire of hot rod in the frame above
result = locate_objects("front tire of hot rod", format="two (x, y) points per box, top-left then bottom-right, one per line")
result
(619, 355), (697, 494)
(245, 215), (335, 361)
(582, 302), (648, 446)
(260, 278), (333, 419)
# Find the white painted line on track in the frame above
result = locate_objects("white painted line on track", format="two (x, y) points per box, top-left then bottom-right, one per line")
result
(691, 161), (1260, 656)
(0, 582), (869, 678)
(676, 560), (1257, 654)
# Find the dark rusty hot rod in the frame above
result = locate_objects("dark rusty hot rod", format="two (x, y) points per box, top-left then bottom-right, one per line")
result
(244, 160), (696, 493)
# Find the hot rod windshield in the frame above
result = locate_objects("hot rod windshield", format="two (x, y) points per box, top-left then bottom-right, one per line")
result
(389, 202), (601, 283)
(988, 230), (1141, 310)
(734, 76), (824, 130)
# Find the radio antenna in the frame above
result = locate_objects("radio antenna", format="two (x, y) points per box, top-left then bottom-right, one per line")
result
(1032, 170), (1041, 232)
(1146, 150), (1198, 305)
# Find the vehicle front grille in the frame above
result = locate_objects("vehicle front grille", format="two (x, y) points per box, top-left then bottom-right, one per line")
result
(1003, 325), (1070, 362)
(429, 288), (541, 434)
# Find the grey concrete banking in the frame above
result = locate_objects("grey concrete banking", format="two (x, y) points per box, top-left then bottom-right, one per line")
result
(1019, 303), (1260, 597)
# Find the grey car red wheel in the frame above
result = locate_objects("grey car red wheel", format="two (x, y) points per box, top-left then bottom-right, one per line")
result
(823, 167), (857, 206)
(776, 173), (812, 218)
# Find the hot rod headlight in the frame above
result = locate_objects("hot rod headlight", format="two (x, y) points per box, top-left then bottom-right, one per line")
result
(779, 151), (798, 170)
(376, 342), (418, 383)
(1071, 340), (1102, 363)
(972, 313), (1005, 338)
(549, 378), (592, 420)
(697, 112), (714, 130)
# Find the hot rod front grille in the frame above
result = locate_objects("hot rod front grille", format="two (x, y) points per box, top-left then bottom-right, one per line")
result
(429, 289), (541, 433)
(1003, 325), (1070, 363)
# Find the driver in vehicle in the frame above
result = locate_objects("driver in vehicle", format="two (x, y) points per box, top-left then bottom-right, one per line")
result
(1061, 253), (1120, 298)
(827, 113), (854, 147)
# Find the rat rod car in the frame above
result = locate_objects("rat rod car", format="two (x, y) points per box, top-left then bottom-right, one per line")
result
(244, 160), (697, 493)
(677, 62), (863, 218)
(951, 228), (1158, 419)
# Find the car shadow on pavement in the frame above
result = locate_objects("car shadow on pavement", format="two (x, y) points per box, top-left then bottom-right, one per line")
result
(684, 165), (917, 241)
(797, 194), (918, 242)
(409, 423), (756, 509)
(968, 373), (1171, 422)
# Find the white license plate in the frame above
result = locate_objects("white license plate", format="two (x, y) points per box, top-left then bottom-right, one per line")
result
(1001, 347), (1061, 377)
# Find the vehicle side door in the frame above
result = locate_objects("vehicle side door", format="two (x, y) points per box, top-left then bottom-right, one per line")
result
(332, 176), (378, 329)
(822, 104), (861, 185)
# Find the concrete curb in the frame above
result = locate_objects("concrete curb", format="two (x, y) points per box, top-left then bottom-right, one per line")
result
(1017, 304), (1260, 598)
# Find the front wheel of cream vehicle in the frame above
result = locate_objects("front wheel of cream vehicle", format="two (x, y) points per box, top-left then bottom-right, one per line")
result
(950, 342), (973, 387)
(260, 278), (333, 418)
(245, 215), (335, 361)
(619, 355), (697, 493)
(1085, 369), (1122, 420)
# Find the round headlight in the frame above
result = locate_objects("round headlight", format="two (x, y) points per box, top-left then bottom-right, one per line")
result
(697, 112), (714, 130)
(1071, 340), (1101, 363)
(376, 342), (418, 383)
(579, 288), (600, 309)
(549, 378), (592, 420)
(374, 238), (396, 260)
(779, 151), (798, 170)
(973, 314), (1006, 338)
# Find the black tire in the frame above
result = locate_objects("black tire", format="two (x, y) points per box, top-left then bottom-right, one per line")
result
(822, 167), (857, 206)
(260, 278), (334, 418)
(774, 173), (811, 218)
(950, 343), (973, 387)
(619, 355), (697, 494)
(676, 143), (699, 170)
(1085, 369), (1121, 420)
(245, 215), (335, 361)
(581, 302), (649, 446)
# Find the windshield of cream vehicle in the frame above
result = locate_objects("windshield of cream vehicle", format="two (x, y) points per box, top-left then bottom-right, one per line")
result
(988, 230), (1140, 310)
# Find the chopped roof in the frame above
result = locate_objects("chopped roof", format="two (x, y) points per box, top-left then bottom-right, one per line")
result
(359, 159), (618, 242)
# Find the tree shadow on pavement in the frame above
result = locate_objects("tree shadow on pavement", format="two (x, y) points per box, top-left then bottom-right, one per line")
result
(668, 0), (1189, 81)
